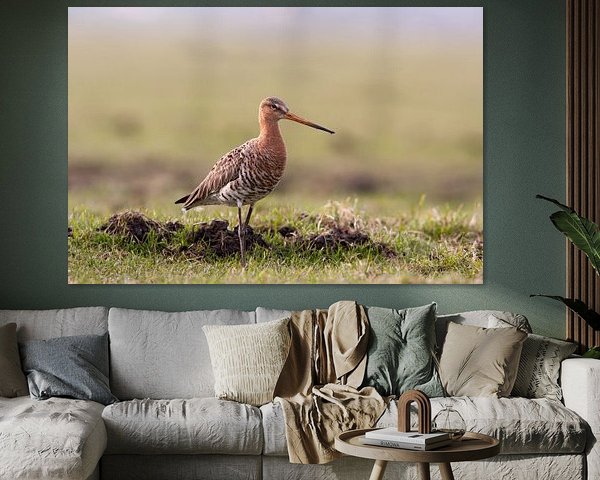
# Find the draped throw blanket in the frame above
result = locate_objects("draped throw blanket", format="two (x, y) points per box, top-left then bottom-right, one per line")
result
(273, 301), (388, 464)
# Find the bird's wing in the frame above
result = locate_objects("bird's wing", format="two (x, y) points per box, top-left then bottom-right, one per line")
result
(179, 140), (254, 209)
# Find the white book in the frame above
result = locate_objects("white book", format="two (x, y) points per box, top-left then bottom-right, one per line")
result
(365, 428), (450, 445)
(361, 437), (452, 451)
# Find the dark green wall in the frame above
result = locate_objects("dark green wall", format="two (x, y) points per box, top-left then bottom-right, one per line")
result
(0, 0), (567, 338)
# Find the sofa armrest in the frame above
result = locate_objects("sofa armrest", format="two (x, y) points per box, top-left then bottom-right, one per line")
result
(562, 357), (600, 479)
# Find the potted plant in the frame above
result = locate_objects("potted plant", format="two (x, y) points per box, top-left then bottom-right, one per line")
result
(532, 195), (600, 358)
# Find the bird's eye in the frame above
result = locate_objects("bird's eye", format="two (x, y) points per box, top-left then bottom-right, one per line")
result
(270, 104), (277, 110)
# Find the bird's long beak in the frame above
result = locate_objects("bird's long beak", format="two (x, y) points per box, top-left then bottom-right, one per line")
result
(284, 112), (335, 134)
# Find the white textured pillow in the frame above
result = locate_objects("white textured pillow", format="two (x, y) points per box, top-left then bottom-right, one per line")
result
(202, 318), (291, 406)
(488, 315), (577, 400)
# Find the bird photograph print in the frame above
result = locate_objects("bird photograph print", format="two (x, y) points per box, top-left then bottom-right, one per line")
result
(68, 7), (483, 284)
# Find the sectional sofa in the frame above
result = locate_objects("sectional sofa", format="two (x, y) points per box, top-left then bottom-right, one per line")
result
(0, 306), (598, 480)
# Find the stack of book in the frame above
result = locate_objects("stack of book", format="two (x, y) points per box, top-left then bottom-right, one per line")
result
(362, 428), (451, 451)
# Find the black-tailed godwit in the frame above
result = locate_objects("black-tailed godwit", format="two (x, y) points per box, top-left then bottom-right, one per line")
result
(175, 96), (334, 266)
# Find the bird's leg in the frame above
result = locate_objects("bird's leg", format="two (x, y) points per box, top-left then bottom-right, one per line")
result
(244, 205), (254, 228)
(237, 206), (246, 268)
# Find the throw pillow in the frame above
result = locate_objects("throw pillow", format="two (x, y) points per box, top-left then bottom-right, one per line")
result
(436, 310), (532, 355)
(488, 315), (577, 400)
(0, 323), (28, 397)
(361, 303), (444, 398)
(439, 322), (527, 397)
(202, 317), (291, 406)
(20, 333), (117, 405)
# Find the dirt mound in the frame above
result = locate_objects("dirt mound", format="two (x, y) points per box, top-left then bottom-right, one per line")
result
(99, 211), (183, 243)
(276, 223), (395, 257)
(305, 226), (371, 250)
(96, 210), (392, 259)
(183, 220), (268, 257)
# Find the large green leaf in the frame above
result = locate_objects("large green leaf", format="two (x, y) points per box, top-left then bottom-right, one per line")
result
(536, 195), (600, 275)
(536, 194), (576, 213)
(530, 294), (600, 330)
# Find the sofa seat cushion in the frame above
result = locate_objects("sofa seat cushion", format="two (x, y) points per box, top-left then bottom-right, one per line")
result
(103, 398), (263, 455)
(261, 396), (587, 456)
(0, 396), (106, 480)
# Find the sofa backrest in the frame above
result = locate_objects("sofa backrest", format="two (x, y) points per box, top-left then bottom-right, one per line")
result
(256, 307), (292, 323)
(0, 307), (108, 341)
(108, 307), (256, 400)
(256, 306), (533, 353)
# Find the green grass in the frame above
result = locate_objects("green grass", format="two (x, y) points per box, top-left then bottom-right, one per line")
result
(68, 199), (482, 284)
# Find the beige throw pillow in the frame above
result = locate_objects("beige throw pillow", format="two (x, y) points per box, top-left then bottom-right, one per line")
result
(202, 318), (291, 406)
(0, 323), (28, 397)
(439, 322), (527, 397)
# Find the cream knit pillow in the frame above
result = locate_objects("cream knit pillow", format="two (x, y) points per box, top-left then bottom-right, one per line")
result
(202, 318), (291, 406)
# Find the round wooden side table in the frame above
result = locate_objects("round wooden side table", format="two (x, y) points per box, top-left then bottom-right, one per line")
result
(334, 429), (500, 480)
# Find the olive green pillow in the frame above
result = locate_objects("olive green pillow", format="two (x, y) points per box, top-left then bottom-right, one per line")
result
(439, 322), (527, 397)
(361, 303), (443, 398)
(0, 323), (28, 397)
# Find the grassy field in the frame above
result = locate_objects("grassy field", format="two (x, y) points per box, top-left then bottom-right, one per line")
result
(68, 198), (482, 284)
(68, 9), (482, 284)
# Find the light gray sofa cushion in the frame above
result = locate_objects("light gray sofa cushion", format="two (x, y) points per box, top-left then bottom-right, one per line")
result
(261, 396), (586, 456)
(102, 398), (262, 455)
(0, 307), (108, 341)
(0, 396), (106, 480)
(255, 307), (292, 323)
(108, 308), (255, 399)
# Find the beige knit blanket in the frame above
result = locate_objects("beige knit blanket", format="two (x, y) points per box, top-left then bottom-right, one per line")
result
(273, 301), (388, 464)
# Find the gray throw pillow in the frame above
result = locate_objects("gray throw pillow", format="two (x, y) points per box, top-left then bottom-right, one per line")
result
(488, 315), (577, 400)
(0, 323), (28, 397)
(361, 303), (443, 397)
(20, 333), (117, 405)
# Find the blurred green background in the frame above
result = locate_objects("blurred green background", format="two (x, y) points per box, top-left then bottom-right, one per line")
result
(68, 7), (482, 217)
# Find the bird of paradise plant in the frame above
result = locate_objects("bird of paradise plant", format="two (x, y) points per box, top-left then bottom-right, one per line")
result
(532, 195), (600, 357)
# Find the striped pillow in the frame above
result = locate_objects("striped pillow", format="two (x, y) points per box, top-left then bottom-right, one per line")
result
(488, 315), (577, 400)
(203, 318), (290, 406)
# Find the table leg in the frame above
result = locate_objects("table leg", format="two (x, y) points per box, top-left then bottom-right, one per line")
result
(369, 459), (387, 480)
(417, 462), (431, 480)
(439, 462), (455, 480)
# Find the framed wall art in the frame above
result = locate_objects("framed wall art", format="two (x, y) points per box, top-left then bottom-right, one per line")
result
(68, 7), (483, 284)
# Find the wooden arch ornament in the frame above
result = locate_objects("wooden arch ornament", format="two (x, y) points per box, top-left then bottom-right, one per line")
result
(397, 389), (431, 434)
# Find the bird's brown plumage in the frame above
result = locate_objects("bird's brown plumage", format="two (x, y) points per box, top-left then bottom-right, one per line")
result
(175, 140), (261, 209)
(176, 97), (333, 211)
(175, 96), (334, 266)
